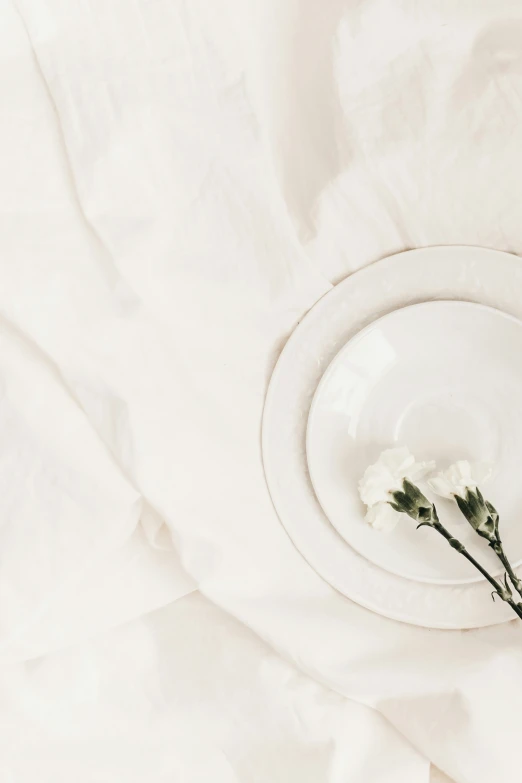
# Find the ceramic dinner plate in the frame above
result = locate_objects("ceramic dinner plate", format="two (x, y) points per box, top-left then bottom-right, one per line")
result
(306, 300), (522, 584)
(262, 246), (522, 628)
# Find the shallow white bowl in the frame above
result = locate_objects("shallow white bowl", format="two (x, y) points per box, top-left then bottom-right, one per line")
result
(306, 300), (522, 584)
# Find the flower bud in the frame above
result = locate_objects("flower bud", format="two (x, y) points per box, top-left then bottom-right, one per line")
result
(390, 479), (438, 526)
(454, 487), (499, 543)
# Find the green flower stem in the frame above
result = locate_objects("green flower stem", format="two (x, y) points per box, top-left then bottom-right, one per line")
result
(429, 519), (522, 621)
(490, 535), (522, 599)
(390, 479), (522, 621)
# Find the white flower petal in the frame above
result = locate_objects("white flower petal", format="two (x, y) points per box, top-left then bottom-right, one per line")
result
(358, 446), (435, 511)
(427, 475), (454, 499)
(408, 459), (437, 482)
(428, 460), (495, 501)
(381, 447), (414, 474)
(365, 502), (402, 532)
(455, 460), (472, 481)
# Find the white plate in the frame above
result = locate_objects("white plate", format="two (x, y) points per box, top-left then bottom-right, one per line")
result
(262, 246), (522, 629)
(306, 300), (522, 584)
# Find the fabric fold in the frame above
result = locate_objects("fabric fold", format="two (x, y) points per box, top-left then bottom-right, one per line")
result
(6, 0), (522, 780)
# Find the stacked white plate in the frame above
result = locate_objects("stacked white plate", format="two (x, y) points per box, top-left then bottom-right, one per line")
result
(262, 246), (522, 628)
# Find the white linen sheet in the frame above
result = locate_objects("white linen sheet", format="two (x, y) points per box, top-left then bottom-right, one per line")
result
(3, 0), (522, 780)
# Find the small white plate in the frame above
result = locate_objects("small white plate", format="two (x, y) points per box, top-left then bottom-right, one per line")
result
(306, 300), (522, 584)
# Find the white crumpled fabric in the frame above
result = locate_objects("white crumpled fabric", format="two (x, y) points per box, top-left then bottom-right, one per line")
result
(2, 0), (522, 780)
(0, 594), (427, 783)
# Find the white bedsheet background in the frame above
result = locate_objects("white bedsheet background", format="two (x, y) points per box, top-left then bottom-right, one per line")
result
(2, 0), (522, 780)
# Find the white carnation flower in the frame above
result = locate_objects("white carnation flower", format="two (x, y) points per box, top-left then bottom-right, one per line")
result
(428, 461), (494, 500)
(358, 446), (435, 507)
(358, 446), (436, 531)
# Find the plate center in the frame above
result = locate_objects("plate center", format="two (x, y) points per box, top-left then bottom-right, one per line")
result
(393, 391), (500, 466)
